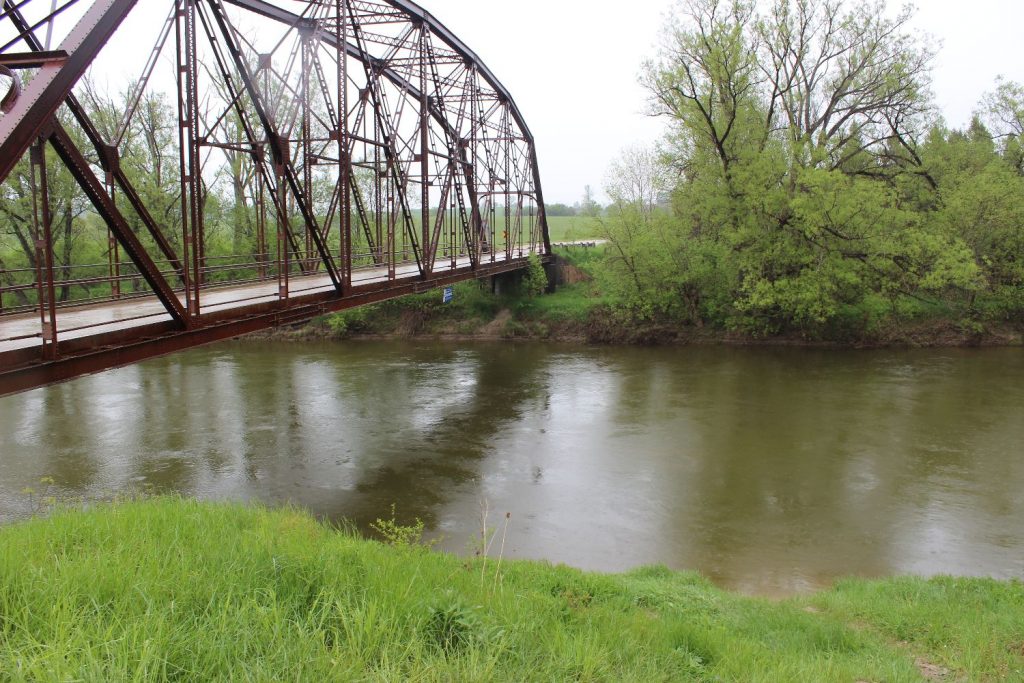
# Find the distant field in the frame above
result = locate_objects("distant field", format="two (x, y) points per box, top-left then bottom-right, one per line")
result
(545, 215), (603, 242)
(386, 213), (599, 246)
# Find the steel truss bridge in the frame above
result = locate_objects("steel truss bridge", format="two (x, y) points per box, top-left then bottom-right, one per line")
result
(0, 0), (550, 396)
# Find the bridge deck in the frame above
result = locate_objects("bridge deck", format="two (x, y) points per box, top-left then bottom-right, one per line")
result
(0, 259), (435, 354)
(0, 251), (534, 394)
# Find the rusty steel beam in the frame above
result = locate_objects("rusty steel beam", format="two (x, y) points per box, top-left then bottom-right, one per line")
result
(0, 49), (68, 69)
(1, 0), (187, 278)
(203, 0), (343, 291)
(207, 0), (546, 272)
(0, 0), (138, 184)
(222, 0), (545, 256)
(47, 125), (189, 326)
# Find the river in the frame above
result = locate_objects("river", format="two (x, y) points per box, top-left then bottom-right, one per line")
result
(1, 341), (1022, 596)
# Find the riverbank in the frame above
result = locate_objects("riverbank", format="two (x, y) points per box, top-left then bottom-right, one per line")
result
(257, 276), (1023, 349)
(1, 499), (1020, 681)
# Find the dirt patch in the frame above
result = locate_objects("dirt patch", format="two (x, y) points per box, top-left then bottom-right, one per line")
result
(914, 657), (951, 681)
(244, 320), (335, 341)
(395, 309), (427, 336)
(865, 318), (1023, 349)
(478, 309), (512, 338)
(557, 263), (591, 286)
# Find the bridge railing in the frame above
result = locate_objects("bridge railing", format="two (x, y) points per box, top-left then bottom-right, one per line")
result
(0, 240), (539, 319)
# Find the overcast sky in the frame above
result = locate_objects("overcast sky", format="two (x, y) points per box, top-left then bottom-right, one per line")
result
(424, 0), (1024, 204)
(78, 0), (1024, 205)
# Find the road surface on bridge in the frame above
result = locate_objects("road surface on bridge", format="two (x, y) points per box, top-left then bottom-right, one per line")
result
(0, 251), (527, 354)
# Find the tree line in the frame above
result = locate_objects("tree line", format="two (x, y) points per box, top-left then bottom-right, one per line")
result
(596, 0), (1023, 338)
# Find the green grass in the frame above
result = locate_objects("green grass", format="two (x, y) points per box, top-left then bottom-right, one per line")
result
(514, 282), (605, 324)
(554, 243), (607, 270)
(546, 215), (603, 242)
(1, 499), (1021, 681)
(508, 246), (608, 327)
(319, 280), (503, 337)
(320, 267), (607, 339)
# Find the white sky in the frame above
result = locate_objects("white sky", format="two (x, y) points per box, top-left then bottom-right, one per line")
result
(425, 0), (1024, 204)
(71, 0), (1024, 205)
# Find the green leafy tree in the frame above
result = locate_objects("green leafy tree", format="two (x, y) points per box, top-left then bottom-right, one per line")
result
(523, 253), (548, 298)
(978, 78), (1024, 174)
(598, 0), (990, 336)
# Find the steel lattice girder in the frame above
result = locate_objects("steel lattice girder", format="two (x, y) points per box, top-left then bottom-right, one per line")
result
(0, 0), (135, 182)
(228, 0), (548, 220)
(0, 0), (551, 393)
(0, 0), (552, 267)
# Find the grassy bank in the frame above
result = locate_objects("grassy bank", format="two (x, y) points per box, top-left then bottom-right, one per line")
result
(1, 499), (1021, 681)
(289, 253), (610, 343)
(274, 245), (1022, 348)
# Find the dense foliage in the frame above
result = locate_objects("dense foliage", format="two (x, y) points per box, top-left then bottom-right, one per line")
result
(598, 0), (1024, 338)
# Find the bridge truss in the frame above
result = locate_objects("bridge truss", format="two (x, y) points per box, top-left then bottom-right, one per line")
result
(0, 0), (549, 395)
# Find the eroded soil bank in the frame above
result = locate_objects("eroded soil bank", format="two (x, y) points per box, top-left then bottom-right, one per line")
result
(251, 301), (1023, 349)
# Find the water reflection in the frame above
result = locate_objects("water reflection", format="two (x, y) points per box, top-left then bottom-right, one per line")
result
(1, 342), (1022, 596)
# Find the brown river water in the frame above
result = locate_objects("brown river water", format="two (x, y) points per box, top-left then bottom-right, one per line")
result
(1, 341), (1021, 596)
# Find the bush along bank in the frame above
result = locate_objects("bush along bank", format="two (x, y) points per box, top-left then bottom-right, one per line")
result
(1, 498), (1022, 681)
(265, 247), (1022, 348)
(276, 252), (611, 344)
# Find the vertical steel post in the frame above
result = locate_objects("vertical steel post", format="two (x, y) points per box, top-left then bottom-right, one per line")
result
(468, 66), (481, 267)
(399, 162), (406, 262)
(300, 32), (313, 274)
(419, 24), (431, 276)
(337, 0), (351, 289)
(449, 162), (456, 269)
(504, 107), (512, 259)
(530, 148), (540, 253)
(106, 176), (121, 298)
(276, 165), (289, 300)
(387, 185), (395, 280)
(187, 0), (203, 303)
(29, 140), (58, 359)
(174, 0), (197, 321)
(107, 229), (121, 297)
(375, 114), (385, 275)
(256, 169), (268, 280)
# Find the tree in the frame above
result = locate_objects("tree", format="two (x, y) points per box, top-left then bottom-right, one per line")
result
(604, 145), (673, 215)
(544, 203), (577, 217)
(979, 78), (1024, 141)
(978, 78), (1024, 173)
(0, 104), (93, 304)
(918, 121), (1024, 316)
(523, 253), (548, 298)
(606, 0), (990, 335)
(756, 0), (934, 174)
(578, 185), (600, 217)
(644, 0), (759, 182)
